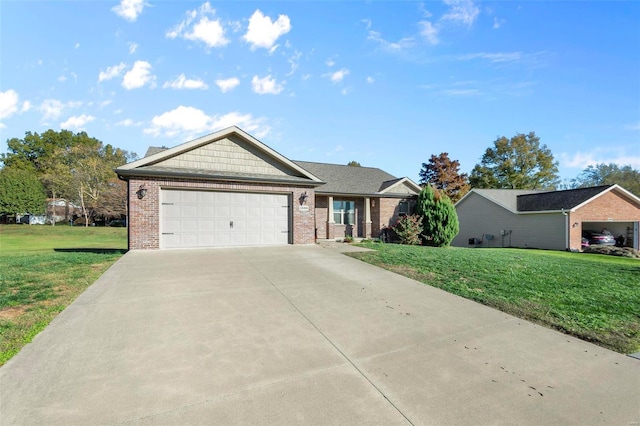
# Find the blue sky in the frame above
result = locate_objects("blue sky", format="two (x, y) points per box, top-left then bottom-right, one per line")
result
(1, 0), (639, 184)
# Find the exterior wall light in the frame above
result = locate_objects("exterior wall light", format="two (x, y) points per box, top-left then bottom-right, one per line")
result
(299, 191), (309, 205)
(136, 184), (147, 199)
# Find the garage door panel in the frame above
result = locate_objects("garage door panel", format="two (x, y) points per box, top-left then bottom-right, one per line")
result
(181, 191), (198, 203)
(162, 218), (182, 233)
(161, 190), (290, 249)
(181, 220), (198, 232)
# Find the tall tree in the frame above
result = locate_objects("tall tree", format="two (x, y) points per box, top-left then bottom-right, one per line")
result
(0, 168), (46, 216)
(347, 160), (361, 167)
(3, 129), (136, 224)
(1, 130), (97, 175)
(60, 142), (133, 226)
(415, 185), (459, 247)
(572, 163), (640, 196)
(469, 132), (559, 189)
(418, 152), (470, 202)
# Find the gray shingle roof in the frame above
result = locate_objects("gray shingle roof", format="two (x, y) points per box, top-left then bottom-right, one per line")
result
(517, 185), (614, 211)
(293, 161), (402, 195)
(145, 146), (168, 157)
(470, 189), (544, 212)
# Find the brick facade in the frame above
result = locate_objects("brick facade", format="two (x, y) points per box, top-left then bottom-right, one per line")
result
(128, 177), (315, 250)
(314, 195), (409, 240)
(568, 190), (640, 250)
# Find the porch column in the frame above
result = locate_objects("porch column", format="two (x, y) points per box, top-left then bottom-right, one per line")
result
(327, 196), (334, 239)
(364, 197), (372, 238)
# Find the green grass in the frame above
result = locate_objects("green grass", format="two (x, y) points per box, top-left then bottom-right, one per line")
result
(350, 242), (640, 354)
(0, 225), (127, 365)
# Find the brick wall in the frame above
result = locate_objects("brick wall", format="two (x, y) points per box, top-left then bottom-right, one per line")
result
(315, 196), (328, 239)
(569, 190), (640, 250)
(127, 177), (315, 249)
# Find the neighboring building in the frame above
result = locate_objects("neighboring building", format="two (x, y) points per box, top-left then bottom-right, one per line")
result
(115, 126), (420, 250)
(452, 185), (640, 251)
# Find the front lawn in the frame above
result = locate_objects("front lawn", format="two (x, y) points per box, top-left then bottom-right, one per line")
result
(0, 225), (127, 366)
(350, 242), (640, 354)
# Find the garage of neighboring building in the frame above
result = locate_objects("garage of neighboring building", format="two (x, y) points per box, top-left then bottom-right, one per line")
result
(160, 189), (290, 249)
(580, 221), (637, 248)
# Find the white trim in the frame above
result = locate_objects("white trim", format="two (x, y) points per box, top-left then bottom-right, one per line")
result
(117, 126), (323, 183)
(364, 197), (371, 223)
(572, 184), (640, 210)
(377, 177), (421, 195)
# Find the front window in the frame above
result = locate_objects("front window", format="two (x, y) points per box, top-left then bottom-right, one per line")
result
(333, 200), (355, 225)
(399, 200), (413, 216)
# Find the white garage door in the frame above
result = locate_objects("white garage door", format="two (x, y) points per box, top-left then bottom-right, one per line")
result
(161, 190), (290, 249)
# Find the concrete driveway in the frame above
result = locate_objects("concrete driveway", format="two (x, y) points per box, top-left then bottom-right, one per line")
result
(1, 245), (638, 425)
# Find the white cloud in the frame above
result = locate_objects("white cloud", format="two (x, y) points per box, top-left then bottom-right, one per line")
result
(122, 60), (156, 89)
(39, 99), (65, 120)
(243, 9), (291, 50)
(61, 114), (95, 130)
(74, 42), (80, 49)
(112, 0), (147, 22)
(366, 76), (375, 84)
(21, 100), (32, 113)
(561, 150), (640, 170)
(144, 106), (270, 139)
(326, 68), (350, 84)
(0, 89), (19, 119)
(456, 52), (523, 63)
(326, 58), (335, 67)
(493, 17), (505, 29)
(128, 42), (138, 54)
(419, 21), (439, 45)
(251, 75), (284, 95)
(441, 0), (480, 26)
(163, 74), (209, 90)
(361, 19), (372, 30)
(367, 31), (414, 52)
(166, 2), (229, 49)
(215, 77), (240, 93)
(116, 118), (142, 127)
(286, 51), (302, 76)
(440, 88), (482, 96)
(99, 63), (127, 82)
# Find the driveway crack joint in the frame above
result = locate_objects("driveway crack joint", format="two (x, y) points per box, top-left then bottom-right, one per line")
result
(241, 252), (415, 426)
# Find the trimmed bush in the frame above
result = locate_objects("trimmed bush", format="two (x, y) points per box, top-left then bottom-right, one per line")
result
(392, 214), (423, 245)
(415, 185), (459, 247)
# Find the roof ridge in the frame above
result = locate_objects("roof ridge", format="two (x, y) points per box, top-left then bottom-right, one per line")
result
(293, 159), (384, 171)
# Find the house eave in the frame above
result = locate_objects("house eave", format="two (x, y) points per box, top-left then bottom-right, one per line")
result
(517, 209), (572, 215)
(115, 168), (324, 188)
(314, 190), (417, 199)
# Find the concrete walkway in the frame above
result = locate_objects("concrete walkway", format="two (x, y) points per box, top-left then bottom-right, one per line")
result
(1, 245), (638, 425)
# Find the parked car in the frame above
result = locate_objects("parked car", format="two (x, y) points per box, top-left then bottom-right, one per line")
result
(582, 230), (615, 246)
(581, 237), (590, 249)
(108, 219), (126, 227)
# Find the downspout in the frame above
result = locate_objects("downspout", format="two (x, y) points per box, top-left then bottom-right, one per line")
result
(562, 209), (569, 251)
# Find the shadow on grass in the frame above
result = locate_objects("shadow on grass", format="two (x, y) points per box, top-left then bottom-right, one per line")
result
(54, 248), (128, 254)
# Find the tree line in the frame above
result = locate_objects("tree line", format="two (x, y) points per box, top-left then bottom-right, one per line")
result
(418, 131), (640, 202)
(0, 130), (137, 226)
